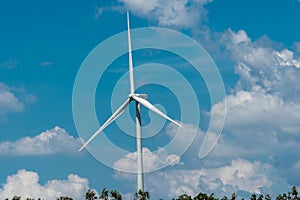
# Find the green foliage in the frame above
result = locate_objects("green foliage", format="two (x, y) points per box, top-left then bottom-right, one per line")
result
(231, 193), (237, 200)
(258, 195), (264, 200)
(276, 186), (300, 200)
(265, 195), (272, 200)
(3, 185), (300, 200)
(99, 188), (109, 200)
(173, 186), (299, 200)
(57, 196), (73, 200)
(134, 189), (150, 200)
(85, 189), (97, 200)
(111, 189), (122, 200)
(193, 192), (217, 200)
(251, 194), (257, 200)
(291, 186), (299, 200)
(176, 194), (192, 200)
(12, 196), (21, 200)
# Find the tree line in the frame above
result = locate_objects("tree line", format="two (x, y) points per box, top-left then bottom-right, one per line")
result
(5, 186), (299, 200)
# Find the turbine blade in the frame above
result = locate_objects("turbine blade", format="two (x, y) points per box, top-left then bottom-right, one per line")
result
(127, 11), (135, 94)
(133, 96), (182, 127)
(79, 98), (131, 151)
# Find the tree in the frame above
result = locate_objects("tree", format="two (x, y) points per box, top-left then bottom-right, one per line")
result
(265, 194), (272, 200)
(258, 195), (264, 200)
(134, 190), (150, 200)
(99, 188), (108, 200)
(12, 196), (21, 200)
(283, 193), (288, 200)
(288, 192), (292, 200)
(194, 192), (208, 200)
(57, 196), (73, 200)
(176, 194), (192, 200)
(231, 193), (237, 200)
(111, 190), (122, 200)
(251, 194), (257, 200)
(86, 189), (97, 200)
(208, 193), (217, 200)
(221, 196), (228, 200)
(277, 194), (283, 200)
(291, 186), (299, 200)
(277, 187), (300, 200)
(193, 192), (217, 200)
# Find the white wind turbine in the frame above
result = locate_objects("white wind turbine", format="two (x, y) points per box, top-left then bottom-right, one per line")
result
(79, 12), (181, 192)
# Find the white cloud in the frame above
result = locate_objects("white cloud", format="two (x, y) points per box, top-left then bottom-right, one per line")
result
(222, 29), (274, 69)
(221, 29), (300, 102)
(210, 89), (300, 157)
(217, 29), (300, 141)
(0, 126), (82, 156)
(165, 123), (203, 156)
(95, 6), (104, 19)
(274, 49), (300, 68)
(39, 61), (52, 66)
(212, 90), (300, 131)
(0, 83), (24, 117)
(116, 159), (288, 199)
(0, 169), (89, 200)
(0, 82), (36, 120)
(202, 29), (300, 190)
(208, 159), (273, 194)
(230, 30), (251, 44)
(0, 59), (18, 69)
(116, 0), (212, 28)
(293, 41), (300, 52)
(113, 147), (181, 173)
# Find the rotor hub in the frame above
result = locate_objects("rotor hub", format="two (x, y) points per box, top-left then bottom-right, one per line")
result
(129, 93), (148, 100)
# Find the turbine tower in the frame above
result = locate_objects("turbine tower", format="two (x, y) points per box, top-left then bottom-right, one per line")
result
(79, 12), (181, 193)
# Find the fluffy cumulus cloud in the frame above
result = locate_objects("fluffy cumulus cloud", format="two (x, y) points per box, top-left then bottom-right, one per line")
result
(112, 121), (292, 199)
(221, 29), (300, 102)
(113, 147), (181, 173)
(113, 27), (300, 197)
(114, 28), (300, 198)
(212, 90), (300, 137)
(0, 169), (89, 200)
(116, 159), (288, 199)
(115, 0), (212, 28)
(0, 82), (36, 119)
(0, 83), (24, 117)
(214, 29), (300, 153)
(200, 29), (300, 189)
(274, 49), (300, 68)
(210, 98), (300, 185)
(221, 29), (273, 68)
(0, 126), (82, 156)
(114, 123), (204, 174)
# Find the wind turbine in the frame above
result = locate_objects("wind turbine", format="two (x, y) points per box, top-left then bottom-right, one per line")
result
(79, 12), (181, 192)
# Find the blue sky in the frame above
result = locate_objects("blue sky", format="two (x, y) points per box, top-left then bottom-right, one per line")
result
(1, 0), (300, 199)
